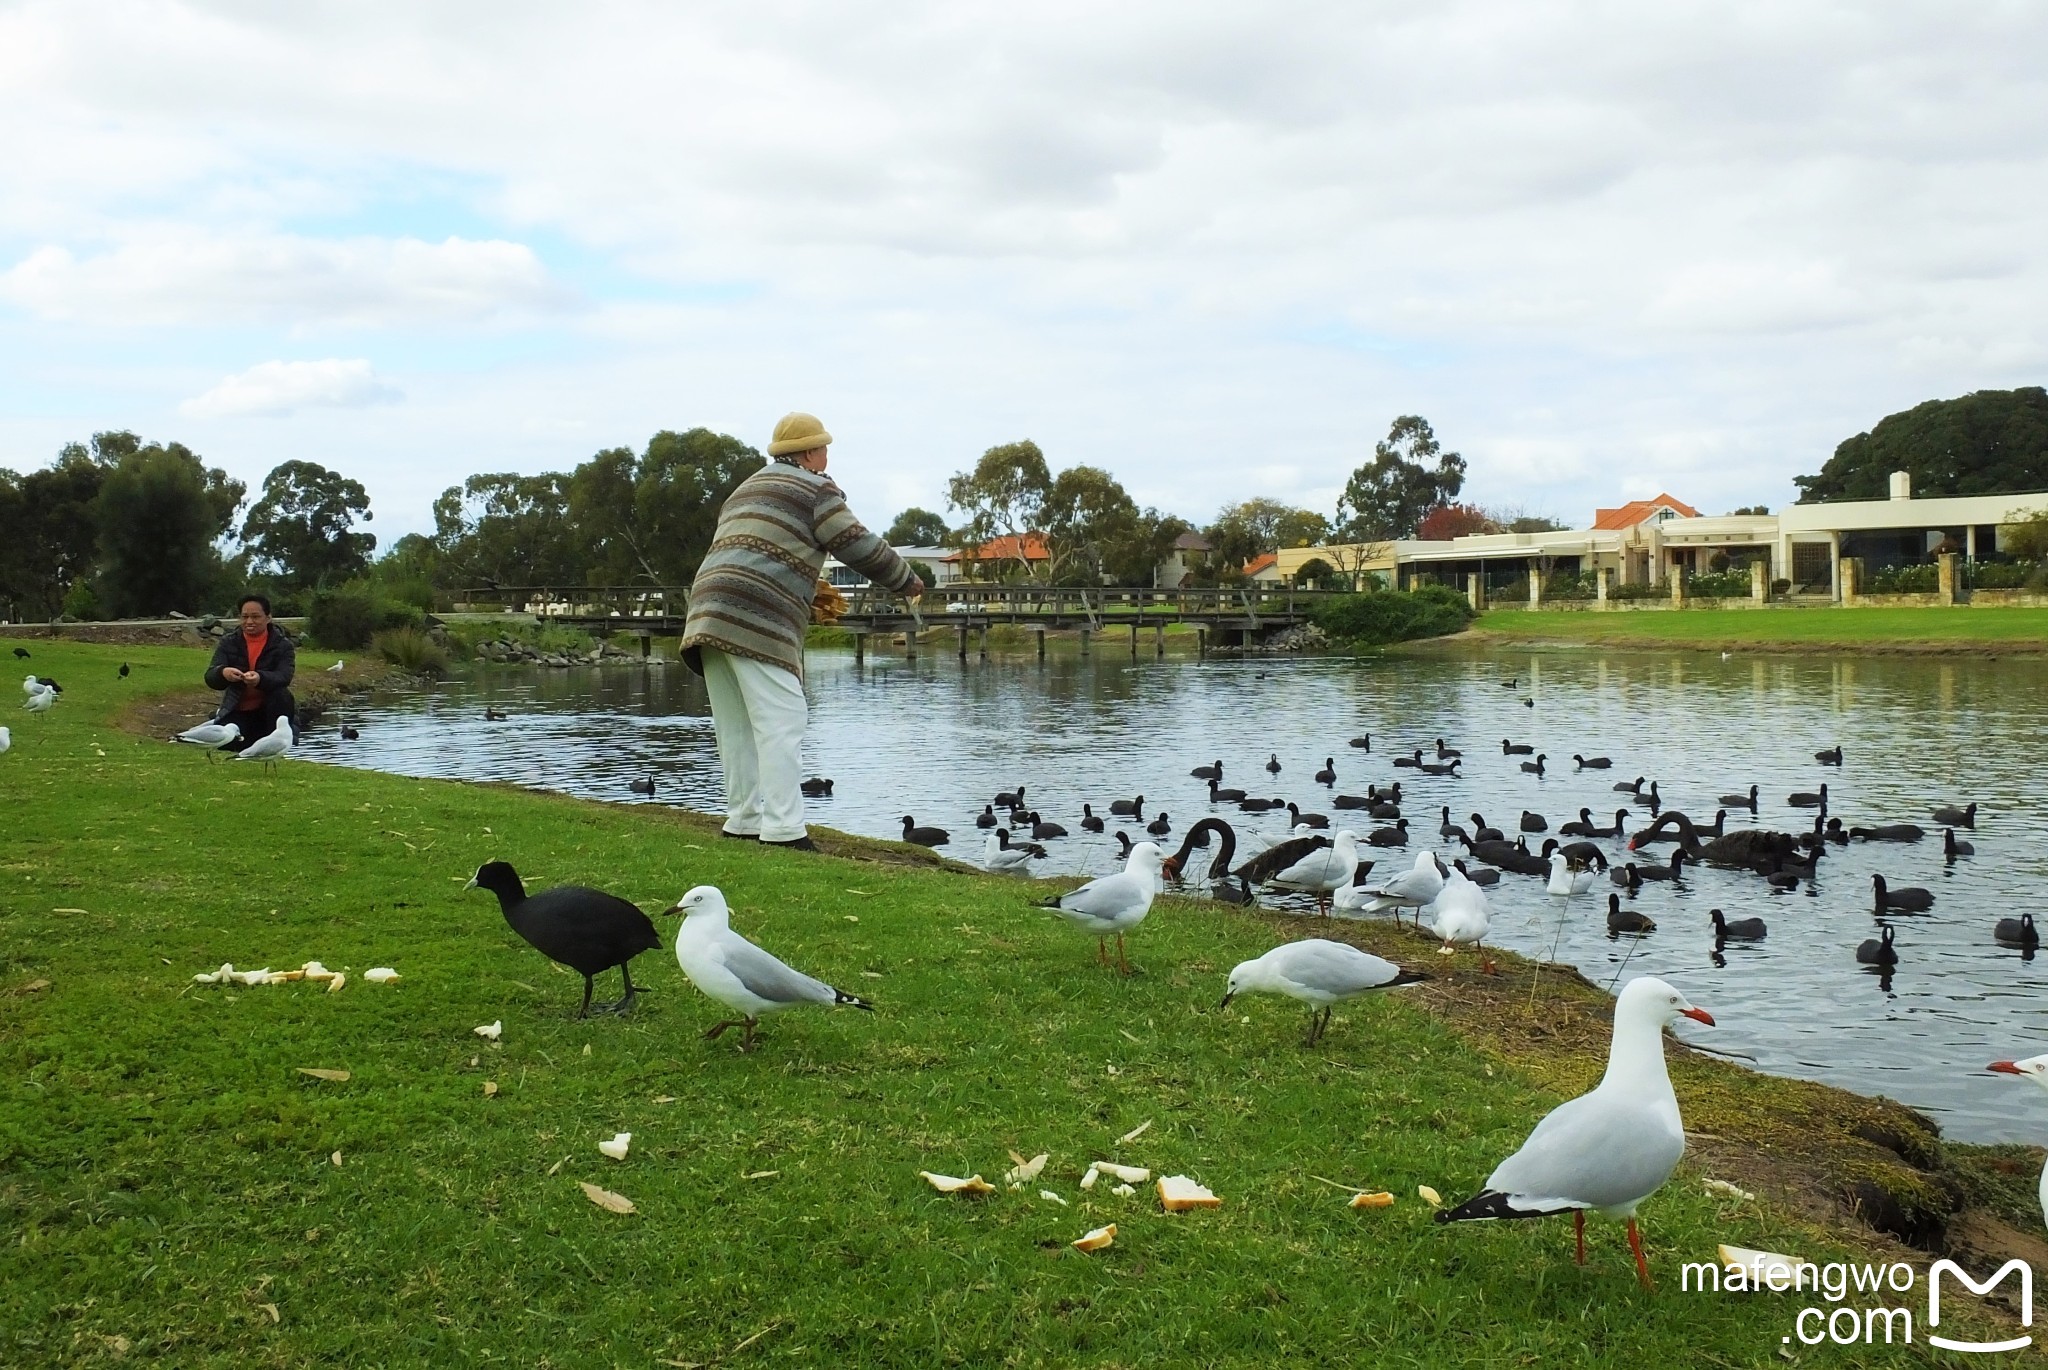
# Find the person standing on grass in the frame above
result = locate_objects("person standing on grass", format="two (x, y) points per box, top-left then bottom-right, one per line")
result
(682, 413), (923, 851)
(204, 593), (298, 750)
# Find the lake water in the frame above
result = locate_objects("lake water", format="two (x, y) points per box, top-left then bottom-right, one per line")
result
(295, 644), (2048, 1144)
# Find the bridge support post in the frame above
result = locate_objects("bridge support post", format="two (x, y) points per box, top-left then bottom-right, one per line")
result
(1197, 628), (1208, 657)
(1079, 628), (1090, 657)
(854, 634), (865, 664)
(1129, 622), (1139, 657)
(1154, 623), (1164, 657)
(905, 627), (917, 659)
(957, 625), (969, 660)
(978, 626), (988, 659)
(1036, 628), (1046, 660)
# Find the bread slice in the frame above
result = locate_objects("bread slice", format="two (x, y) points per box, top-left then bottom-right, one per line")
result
(918, 1171), (995, 1195)
(1157, 1175), (1220, 1210)
(1348, 1191), (1395, 1209)
(1072, 1223), (1116, 1252)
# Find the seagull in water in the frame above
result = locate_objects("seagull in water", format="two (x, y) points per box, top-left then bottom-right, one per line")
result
(981, 830), (1039, 873)
(1266, 830), (1362, 913)
(1036, 841), (1165, 974)
(1436, 976), (1714, 1289)
(664, 885), (873, 1052)
(1220, 939), (1430, 1045)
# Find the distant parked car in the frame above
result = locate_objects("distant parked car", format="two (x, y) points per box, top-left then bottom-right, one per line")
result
(946, 599), (974, 612)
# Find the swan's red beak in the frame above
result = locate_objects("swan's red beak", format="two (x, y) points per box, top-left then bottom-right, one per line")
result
(1160, 857), (1182, 882)
(1681, 1006), (1715, 1026)
(1627, 838), (1643, 851)
(1988, 1060), (2024, 1075)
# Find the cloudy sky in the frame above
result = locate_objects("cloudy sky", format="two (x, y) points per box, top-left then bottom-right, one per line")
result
(2, 0), (2043, 546)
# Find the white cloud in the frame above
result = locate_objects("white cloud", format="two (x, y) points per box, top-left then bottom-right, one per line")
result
(0, 233), (570, 327)
(180, 358), (400, 418)
(1, 0), (2046, 532)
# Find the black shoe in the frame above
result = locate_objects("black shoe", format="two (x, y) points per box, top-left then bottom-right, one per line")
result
(762, 836), (819, 852)
(721, 831), (760, 841)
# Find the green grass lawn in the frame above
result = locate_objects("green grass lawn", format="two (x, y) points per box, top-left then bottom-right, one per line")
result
(1473, 605), (2048, 647)
(0, 638), (1966, 1365)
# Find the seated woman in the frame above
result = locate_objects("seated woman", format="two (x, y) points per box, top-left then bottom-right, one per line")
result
(204, 593), (297, 749)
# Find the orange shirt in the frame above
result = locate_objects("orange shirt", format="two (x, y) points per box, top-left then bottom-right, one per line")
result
(240, 630), (268, 709)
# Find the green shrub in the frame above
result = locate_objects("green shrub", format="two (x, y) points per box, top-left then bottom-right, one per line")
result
(1611, 580), (1668, 601)
(1685, 570), (1752, 598)
(61, 580), (105, 622)
(373, 627), (450, 676)
(308, 584), (379, 648)
(1972, 560), (2045, 590)
(1312, 586), (1474, 646)
(1868, 563), (1938, 594)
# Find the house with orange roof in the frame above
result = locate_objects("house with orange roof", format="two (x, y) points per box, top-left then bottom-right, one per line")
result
(1592, 494), (1700, 530)
(1242, 551), (1284, 585)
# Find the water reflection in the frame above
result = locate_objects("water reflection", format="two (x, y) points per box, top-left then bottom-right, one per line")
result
(298, 645), (2048, 1143)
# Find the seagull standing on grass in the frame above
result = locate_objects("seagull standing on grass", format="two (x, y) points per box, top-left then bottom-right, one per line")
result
(1436, 976), (1714, 1288)
(1427, 865), (1494, 971)
(1220, 939), (1430, 1045)
(1336, 848), (1444, 924)
(0, 725), (10, 754)
(664, 885), (872, 1052)
(174, 720), (241, 757)
(1036, 841), (1164, 974)
(22, 686), (54, 714)
(1985, 1054), (2048, 1227)
(234, 716), (295, 772)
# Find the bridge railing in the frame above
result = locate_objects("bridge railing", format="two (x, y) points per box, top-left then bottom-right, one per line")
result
(457, 582), (1349, 623)
(452, 585), (687, 620)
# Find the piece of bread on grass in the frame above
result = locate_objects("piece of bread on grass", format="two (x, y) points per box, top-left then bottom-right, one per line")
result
(918, 1171), (995, 1195)
(1157, 1175), (1220, 1210)
(1072, 1224), (1116, 1252)
(1348, 1191), (1395, 1209)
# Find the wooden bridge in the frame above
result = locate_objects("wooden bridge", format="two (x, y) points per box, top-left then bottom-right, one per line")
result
(456, 583), (1341, 660)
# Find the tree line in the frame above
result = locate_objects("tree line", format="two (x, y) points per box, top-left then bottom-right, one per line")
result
(15, 388), (2032, 621)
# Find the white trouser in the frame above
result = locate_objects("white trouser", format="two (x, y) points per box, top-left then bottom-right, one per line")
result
(699, 648), (809, 841)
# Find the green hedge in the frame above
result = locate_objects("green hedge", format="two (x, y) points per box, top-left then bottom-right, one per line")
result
(1311, 584), (1475, 646)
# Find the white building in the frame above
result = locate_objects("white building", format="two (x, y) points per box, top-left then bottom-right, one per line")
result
(1278, 472), (2048, 600)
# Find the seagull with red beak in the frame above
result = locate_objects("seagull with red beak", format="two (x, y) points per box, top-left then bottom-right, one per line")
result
(1986, 1054), (2048, 1227)
(1436, 976), (1715, 1288)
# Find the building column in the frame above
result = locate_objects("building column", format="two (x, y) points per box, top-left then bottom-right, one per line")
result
(1528, 566), (1543, 609)
(1839, 556), (1860, 606)
(1595, 566), (1612, 609)
(1466, 573), (1484, 611)
(1750, 560), (1768, 603)
(1966, 525), (1978, 561)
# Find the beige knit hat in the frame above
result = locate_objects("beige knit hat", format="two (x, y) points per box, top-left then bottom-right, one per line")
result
(767, 412), (832, 457)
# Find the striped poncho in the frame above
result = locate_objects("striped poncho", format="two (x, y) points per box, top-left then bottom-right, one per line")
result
(682, 459), (914, 679)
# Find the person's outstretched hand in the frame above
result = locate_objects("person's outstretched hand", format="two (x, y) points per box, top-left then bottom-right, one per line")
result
(905, 576), (926, 599)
